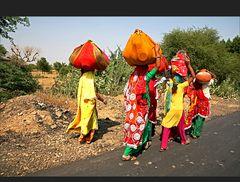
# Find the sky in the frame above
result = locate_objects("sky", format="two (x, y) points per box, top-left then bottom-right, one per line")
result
(1, 16), (239, 64)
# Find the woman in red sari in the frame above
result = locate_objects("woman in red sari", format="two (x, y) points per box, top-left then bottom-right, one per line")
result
(188, 70), (216, 138)
(122, 44), (162, 161)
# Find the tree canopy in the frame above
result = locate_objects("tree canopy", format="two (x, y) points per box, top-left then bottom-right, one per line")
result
(161, 27), (240, 89)
(0, 16), (30, 42)
(36, 57), (52, 72)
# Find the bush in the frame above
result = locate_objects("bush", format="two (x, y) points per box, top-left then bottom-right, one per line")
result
(0, 60), (40, 102)
(211, 78), (240, 99)
(25, 63), (37, 72)
(36, 57), (52, 72)
(52, 66), (80, 98)
(95, 58), (133, 96)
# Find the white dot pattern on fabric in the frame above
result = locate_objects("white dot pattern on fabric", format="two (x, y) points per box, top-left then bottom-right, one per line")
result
(136, 116), (143, 124)
(124, 123), (130, 130)
(144, 76), (147, 80)
(130, 124), (137, 132)
(130, 93), (136, 100)
(126, 104), (131, 112)
(133, 104), (136, 110)
(133, 133), (141, 141)
(133, 75), (138, 82)
(129, 113), (134, 119)
(140, 124), (145, 131)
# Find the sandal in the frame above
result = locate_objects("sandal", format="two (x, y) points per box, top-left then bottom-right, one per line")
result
(131, 156), (137, 161)
(144, 141), (152, 150)
(181, 138), (190, 145)
(159, 147), (168, 152)
(122, 155), (131, 161)
(122, 155), (137, 161)
(79, 134), (86, 143)
(86, 130), (95, 144)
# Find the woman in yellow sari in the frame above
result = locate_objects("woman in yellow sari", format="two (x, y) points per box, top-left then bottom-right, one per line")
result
(66, 69), (106, 144)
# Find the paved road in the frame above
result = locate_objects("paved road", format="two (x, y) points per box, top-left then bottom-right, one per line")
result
(31, 112), (240, 176)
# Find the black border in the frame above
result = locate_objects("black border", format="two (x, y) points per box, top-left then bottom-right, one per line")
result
(0, 0), (239, 182)
(0, 0), (239, 16)
(0, 177), (239, 182)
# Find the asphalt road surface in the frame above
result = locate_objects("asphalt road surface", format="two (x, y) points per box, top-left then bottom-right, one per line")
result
(31, 112), (240, 176)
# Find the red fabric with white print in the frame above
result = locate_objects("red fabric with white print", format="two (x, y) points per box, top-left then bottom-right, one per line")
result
(123, 66), (148, 149)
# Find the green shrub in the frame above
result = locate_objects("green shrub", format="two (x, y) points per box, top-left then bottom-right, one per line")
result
(95, 58), (133, 96)
(52, 65), (80, 98)
(211, 78), (240, 99)
(0, 60), (40, 102)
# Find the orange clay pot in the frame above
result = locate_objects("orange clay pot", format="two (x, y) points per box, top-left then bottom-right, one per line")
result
(196, 70), (212, 83)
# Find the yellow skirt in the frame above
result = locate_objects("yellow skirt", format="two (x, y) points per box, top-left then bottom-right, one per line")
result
(66, 71), (98, 135)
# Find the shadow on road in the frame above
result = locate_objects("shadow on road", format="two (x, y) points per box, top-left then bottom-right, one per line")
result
(92, 118), (121, 142)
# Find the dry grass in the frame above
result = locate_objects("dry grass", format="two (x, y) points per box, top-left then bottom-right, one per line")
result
(31, 70), (58, 90)
(34, 91), (77, 113)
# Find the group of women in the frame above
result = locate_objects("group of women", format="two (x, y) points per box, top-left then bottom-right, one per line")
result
(65, 43), (216, 162)
(122, 44), (216, 161)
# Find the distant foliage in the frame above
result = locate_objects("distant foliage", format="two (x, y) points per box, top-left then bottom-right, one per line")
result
(95, 47), (133, 96)
(0, 60), (40, 102)
(224, 36), (240, 54)
(53, 61), (66, 72)
(36, 57), (52, 72)
(0, 44), (7, 56)
(25, 63), (37, 72)
(52, 65), (80, 98)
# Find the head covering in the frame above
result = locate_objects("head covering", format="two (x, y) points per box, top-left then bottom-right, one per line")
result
(176, 50), (190, 61)
(171, 65), (179, 74)
(173, 74), (185, 84)
(170, 50), (190, 77)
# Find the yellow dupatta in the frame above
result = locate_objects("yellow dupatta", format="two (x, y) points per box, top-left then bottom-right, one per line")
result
(66, 71), (98, 135)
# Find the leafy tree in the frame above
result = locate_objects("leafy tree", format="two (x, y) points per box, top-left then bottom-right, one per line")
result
(0, 16), (30, 42)
(225, 36), (240, 54)
(0, 60), (40, 102)
(161, 27), (239, 83)
(25, 63), (37, 72)
(0, 44), (7, 56)
(59, 64), (72, 76)
(36, 57), (52, 72)
(160, 27), (240, 98)
(53, 61), (66, 72)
